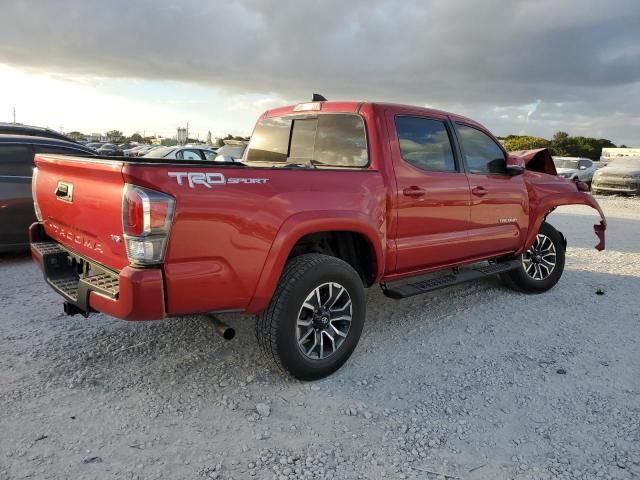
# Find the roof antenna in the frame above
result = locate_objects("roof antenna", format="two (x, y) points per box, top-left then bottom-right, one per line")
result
(312, 93), (327, 102)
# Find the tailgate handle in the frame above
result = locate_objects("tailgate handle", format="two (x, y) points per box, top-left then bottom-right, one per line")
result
(55, 182), (74, 203)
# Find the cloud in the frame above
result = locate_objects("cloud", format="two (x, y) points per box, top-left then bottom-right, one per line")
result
(0, 0), (639, 143)
(227, 95), (290, 115)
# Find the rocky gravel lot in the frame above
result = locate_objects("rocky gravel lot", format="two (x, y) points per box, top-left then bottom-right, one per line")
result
(1, 196), (639, 480)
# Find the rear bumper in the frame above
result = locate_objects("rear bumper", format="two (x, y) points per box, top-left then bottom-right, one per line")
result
(30, 223), (165, 321)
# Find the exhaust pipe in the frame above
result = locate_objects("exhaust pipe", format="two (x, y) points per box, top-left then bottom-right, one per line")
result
(204, 314), (235, 340)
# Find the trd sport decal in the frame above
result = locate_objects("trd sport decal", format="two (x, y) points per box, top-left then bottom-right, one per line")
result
(168, 172), (269, 188)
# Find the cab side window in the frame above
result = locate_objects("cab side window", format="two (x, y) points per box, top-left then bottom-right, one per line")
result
(0, 144), (33, 177)
(395, 116), (456, 172)
(456, 124), (507, 175)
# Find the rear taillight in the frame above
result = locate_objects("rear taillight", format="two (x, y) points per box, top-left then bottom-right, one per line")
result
(122, 184), (175, 265)
(32, 167), (43, 221)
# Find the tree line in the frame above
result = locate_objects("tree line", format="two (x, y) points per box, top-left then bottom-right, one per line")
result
(501, 132), (627, 160)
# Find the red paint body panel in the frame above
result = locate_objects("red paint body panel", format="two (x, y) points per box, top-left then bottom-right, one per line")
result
(465, 173), (528, 257)
(88, 267), (165, 321)
(384, 108), (473, 272)
(520, 171), (607, 253)
(30, 101), (607, 321)
(33, 156), (129, 270)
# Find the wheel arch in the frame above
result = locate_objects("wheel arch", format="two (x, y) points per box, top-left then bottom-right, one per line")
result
(245, 211), (385, 313)
(520, 190), (606, 254)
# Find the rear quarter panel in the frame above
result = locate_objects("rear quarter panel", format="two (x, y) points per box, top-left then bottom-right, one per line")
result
(123, 165), (386, 315)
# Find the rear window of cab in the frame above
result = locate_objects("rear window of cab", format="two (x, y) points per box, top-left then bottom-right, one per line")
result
(245, 114), (368, 168)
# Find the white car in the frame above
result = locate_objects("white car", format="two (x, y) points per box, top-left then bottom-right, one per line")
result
(142, 146), (223, 161)
(553, 157), (599, 185)
(215, 140), (248, 162)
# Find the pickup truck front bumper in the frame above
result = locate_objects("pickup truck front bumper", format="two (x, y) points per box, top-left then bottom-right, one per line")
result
(30, 224), (165, 321)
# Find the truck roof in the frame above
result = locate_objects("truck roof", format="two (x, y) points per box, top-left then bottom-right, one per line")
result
(263, 101), (483, 128)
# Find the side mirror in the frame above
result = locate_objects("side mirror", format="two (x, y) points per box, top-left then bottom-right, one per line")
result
(505, 154), (525, 175)
(215, 154), (235, 163)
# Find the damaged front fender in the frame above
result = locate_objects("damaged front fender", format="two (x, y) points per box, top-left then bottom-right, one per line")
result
(509, 148), (607, 253)
(522, 177), (607, 253)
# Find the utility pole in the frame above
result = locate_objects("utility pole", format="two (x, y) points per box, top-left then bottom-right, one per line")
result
(13, 106), (16, 123)
(186, 122), (189, 141)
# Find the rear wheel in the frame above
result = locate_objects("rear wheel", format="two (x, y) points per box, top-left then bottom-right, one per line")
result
(256, 254), (366, 380)
(501, 222), (565, 293)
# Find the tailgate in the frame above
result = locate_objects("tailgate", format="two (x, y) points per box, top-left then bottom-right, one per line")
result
(34, 154), (129, 270)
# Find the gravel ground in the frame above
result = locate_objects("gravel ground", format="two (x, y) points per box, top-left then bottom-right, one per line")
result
(1, 196), (638, 480)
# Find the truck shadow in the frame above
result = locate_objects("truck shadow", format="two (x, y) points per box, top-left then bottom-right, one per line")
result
(25, 264), (639, 400)
(0, 251), (31, 265)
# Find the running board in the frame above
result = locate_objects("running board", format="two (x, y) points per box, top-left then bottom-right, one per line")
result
(382, 259), (520, 299)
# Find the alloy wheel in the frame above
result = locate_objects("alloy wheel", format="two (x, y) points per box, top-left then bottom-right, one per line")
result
(522, 233), (557, 280)
(296, 282), (352, 360)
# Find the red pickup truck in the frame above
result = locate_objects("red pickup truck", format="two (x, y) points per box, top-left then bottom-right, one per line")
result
(30, 100), (607, 380)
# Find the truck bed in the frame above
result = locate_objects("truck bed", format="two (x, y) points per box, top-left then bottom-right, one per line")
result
(32, 153), (386, 316)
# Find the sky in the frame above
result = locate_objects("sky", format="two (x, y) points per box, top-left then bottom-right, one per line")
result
(0, 0), (639, 144)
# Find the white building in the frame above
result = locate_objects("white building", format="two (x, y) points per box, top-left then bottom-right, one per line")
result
(86, 132), (107, 142)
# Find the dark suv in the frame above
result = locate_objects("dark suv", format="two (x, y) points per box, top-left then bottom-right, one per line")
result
(0, 123), (77, 143)
(0, 135), (95, 252)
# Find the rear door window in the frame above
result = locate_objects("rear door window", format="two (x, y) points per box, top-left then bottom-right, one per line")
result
(395, 116), (457, 172)
(0, 144), (33, 177)
(246, 114), (368, 167)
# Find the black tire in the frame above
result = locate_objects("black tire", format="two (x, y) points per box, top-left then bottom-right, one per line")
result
(256, 253), (366, 380)
(501, 222), (565, 293)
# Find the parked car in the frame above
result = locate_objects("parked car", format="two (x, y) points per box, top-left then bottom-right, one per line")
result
(85, 142), (103, 151)
(131, 144), (162, 157)
(123, 145), (146, 157)
(96, 143), (124, 156)
(0, 135), (95, 252)
(142, 145), (220, 161)
(0, 123), (77, 143)
(592, 157), (640, 195)
(553, 157), (599, 185)
(29, 100), (606, 380)
(215, 140), (248, 161)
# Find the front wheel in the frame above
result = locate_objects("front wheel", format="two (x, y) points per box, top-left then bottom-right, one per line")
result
(256, 254), (366, 380)
(501, 222), (566, 293)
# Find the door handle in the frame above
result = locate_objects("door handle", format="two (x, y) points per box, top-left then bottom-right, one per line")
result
(471, 186), (489, 196)
(403, 186), (426, 198)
